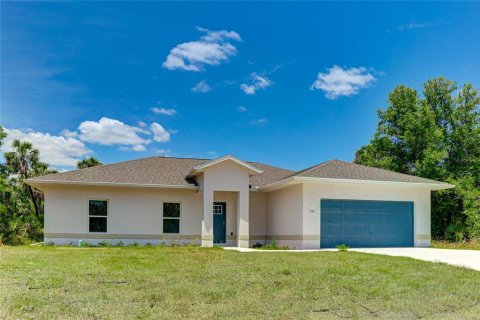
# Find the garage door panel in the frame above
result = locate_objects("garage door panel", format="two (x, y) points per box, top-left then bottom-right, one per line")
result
(321, 199), (414, 248)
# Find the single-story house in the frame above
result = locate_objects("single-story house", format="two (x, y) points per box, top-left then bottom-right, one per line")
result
(25, 155), (454, 249)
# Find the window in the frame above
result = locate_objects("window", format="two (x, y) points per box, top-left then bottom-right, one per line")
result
(163, 202), (180, 234)
(213, 204), (223, 214)
(89, 200), (107, 232)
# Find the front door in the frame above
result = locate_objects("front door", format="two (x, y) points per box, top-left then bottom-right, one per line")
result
(213, 202), (226, 244)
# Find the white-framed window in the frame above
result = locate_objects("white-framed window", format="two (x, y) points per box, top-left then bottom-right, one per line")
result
(163, 202), (181, 234)
(89, 200), (108, 233)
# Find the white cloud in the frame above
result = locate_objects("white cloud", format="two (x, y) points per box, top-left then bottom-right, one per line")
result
(191, 80), (212, 93)
(155, 149), (172, 157)
(163, 27), (241, 72)
(250, 118), (268, 125)
(150, 122), (171, 142)
(2, 128), (91, 166)
(237, 106), (247, 112)
(61, 129), (78, 138)
(137, 121), (147, 128)
(240, 73), (272, 95)
(119, 144), (146, 152)
(310, 65), (376, 99)
(151, 107), (177, 116)
(78, 117), (151, 146)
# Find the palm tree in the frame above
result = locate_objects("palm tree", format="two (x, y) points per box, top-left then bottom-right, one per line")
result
(77, 157), (102, 169)
(4, 140), (40, 216)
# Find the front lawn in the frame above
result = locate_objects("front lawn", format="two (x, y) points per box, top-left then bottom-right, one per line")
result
(1, 246), (480, 319)
(432, 240), (480, 250)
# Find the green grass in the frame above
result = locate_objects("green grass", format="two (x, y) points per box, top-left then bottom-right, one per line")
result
(432, 240), (480, 250)
(1, 246), (480, 319)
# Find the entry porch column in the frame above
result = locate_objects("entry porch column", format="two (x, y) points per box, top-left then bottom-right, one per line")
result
(201, 188), (214, 247)
(237, 189), (249, 248)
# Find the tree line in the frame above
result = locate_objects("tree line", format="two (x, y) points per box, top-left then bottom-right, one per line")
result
(0, 77), (478, 244)
(0, 128), (101, 245)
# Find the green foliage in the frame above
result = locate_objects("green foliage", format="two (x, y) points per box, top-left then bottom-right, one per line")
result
(0, 126), (56, 245)
(77, 157), (102, 169)
(336, 244), (350, 252)
(355, 78), (480, 240)
(259, 237), (290, 250)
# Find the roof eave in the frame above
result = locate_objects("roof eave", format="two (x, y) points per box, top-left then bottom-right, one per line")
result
(257, 176), (455, 192)
(24, 179), (198, 190)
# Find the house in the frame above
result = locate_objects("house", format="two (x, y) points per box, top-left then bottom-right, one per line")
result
(25, 155), (454, 249)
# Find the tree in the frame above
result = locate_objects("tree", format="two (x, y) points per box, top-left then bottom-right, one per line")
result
(0, 126), (6, 147)
(355, 77), (480, 240)
(77, 157), (102, 169)
(4, 140), (41, 216)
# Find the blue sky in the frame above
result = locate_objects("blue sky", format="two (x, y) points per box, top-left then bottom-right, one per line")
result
(1, 2), (479, 170)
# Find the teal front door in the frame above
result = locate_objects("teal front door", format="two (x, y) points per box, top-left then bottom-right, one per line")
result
(213, 202), (226, 244)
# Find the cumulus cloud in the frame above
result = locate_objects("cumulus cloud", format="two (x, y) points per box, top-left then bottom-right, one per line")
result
(155, 149), (172, 157)
(61, 129), (78, 138)
(151, 107), (177, 116)
(1, 128), (91, 166)
(191, 80), (212, 93)
(78, 117), (151, 146)
(119, 144), (146, 152)
(250, 118), (268, 125)
(237, 106), (247, 112)
(310, 65), (376, 99)
(150, 122), (171, 142)
(240, 73), (272, 95)
(162, 27), (241, 72)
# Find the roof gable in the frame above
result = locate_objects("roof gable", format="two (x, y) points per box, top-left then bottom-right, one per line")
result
(185, 155), (263, 177)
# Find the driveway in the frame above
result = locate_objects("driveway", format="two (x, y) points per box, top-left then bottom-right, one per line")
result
(350, 248), (480, 271)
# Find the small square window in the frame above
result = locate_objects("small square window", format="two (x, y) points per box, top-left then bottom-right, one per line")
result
(163, 203), (180, 217)
(89, 200), (107, 216)
(163, 219), (180, 234)
(213, 204), (223, 214)
(89, 217), (107, 233)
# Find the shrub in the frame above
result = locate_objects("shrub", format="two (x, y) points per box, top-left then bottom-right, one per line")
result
(259, 237), (289, 250)
(336, 244), (350, 252)
(252, 242), (264, 248)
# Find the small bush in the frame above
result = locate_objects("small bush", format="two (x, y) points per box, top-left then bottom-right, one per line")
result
(336, 244), (349, 252)
(98, 240), (115, 247)
(252, 242), (264, 248)
(259, 237), (289, 250)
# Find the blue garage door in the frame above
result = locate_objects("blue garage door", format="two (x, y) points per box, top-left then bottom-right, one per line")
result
(321, 199), (414, 248)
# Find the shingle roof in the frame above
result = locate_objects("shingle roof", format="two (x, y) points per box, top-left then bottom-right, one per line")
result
(286, 159), (449, 185)
(26, 157), (451, 189)
(26, 156), (294, 188)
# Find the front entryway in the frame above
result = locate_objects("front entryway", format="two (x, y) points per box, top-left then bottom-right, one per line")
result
(213, 202), (226, 244)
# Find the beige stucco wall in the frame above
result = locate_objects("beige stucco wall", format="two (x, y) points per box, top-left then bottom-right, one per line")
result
(265, 184), (304, 248)
(43, 185), (202, 245)
(249, 192), (267, 244)
(263, 182), (432, 249)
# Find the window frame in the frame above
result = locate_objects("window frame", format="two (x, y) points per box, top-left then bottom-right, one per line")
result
(88, 199), (109, 233)
(162, 201), (181, 234)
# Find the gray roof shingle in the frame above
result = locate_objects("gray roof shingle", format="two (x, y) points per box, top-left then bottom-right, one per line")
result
(27, 156), (294, 188)
(27, 157), (451, 189)
(286, 159), (449, 185)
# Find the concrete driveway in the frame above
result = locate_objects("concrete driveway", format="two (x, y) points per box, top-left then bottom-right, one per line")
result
(350, 248), (480, 271)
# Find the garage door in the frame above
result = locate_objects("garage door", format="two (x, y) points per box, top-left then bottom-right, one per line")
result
(321, 199), (414, 248)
